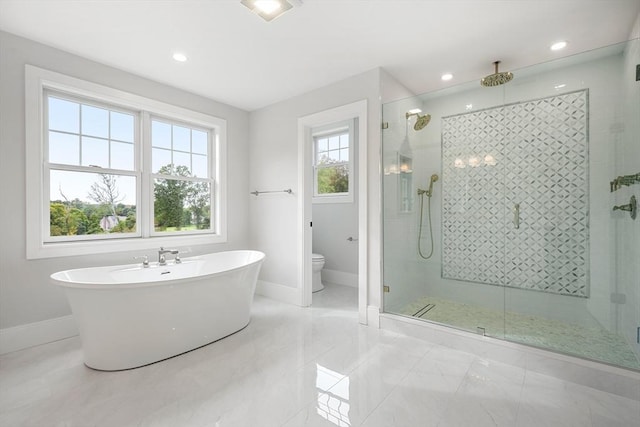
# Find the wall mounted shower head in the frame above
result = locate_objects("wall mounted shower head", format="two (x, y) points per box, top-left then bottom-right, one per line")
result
(405, 111), (431, 131)
(481, 61), (514, 87)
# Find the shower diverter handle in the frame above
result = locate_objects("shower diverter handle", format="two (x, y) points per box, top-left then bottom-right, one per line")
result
(513, 203), (520, 229)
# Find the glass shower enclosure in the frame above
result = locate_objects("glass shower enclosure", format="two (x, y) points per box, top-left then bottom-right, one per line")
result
(382, 39), (640, 371)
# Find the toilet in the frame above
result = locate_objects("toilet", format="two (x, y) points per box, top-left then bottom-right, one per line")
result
(312, 253), (325, 292)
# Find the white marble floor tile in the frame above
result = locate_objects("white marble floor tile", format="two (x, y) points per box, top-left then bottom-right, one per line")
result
(1, 287), (638, 427)
(437, 358), (526, 426)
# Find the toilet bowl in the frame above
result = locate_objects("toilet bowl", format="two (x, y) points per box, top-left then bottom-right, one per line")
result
(312, 253), (325, 292)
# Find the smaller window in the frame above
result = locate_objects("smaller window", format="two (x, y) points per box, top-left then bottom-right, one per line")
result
(312, 119), (355, 203)
(151, 118), (213, 234)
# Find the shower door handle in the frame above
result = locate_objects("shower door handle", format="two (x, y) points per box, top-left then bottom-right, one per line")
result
(513, 203), (520, 229)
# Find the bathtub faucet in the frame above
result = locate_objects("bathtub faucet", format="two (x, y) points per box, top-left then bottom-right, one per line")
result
(158, 247), (181, 265)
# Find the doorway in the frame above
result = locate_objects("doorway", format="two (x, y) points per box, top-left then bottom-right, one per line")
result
(297, 100), (368, 323)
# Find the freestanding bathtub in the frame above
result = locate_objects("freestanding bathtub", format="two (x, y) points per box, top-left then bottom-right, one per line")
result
(51, 250), (265, 371)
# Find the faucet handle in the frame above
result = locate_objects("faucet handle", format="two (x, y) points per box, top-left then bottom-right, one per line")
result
(174, 252), (181, 264)
(134, 255), (149, 268)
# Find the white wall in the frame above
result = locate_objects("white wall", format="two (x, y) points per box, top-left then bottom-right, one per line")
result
(312, 202), (359, 279)
(0, 32), (250, 337)
(248, 69), (383, 313)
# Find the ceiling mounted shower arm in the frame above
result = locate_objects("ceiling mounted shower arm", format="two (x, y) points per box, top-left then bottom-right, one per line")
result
(480, 60), (514, 87)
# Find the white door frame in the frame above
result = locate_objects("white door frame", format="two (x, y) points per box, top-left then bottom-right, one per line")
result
(297, 100), (368, 324)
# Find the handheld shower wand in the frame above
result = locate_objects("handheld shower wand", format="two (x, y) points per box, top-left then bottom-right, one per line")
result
(417, 174), (439, 259)
(417, 174), (439, 197)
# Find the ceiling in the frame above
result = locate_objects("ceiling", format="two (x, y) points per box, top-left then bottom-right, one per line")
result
(1, 0), (638, 111)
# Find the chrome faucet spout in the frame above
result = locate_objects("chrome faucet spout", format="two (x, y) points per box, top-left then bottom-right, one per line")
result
(158, 247), (180, 265)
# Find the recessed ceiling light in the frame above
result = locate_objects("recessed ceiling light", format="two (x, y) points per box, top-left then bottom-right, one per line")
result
(441, 73), (453, 81)
(550, 41), (568, 51)
(407, 108), (422, 115)
(241, 0), (294, 21)
(172, 53), (187, 62)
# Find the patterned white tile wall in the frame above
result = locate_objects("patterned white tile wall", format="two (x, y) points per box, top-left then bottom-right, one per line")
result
(442, 90), (589, 297)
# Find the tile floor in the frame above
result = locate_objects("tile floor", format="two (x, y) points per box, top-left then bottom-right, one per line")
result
(401, 296), (640, 370)
(1, 283), (638, 426)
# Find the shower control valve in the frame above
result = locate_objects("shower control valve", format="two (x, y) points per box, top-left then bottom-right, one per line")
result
(613, 195), (637, 220)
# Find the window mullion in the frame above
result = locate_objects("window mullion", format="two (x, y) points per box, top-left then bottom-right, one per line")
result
(140, 111), (151, 238)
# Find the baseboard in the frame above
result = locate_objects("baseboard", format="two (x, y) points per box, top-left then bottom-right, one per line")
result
(0, 315), (78, 355)
(367, 305), (380, 328)
(322, 269), (358, 288)
(255, 280), (301, 306)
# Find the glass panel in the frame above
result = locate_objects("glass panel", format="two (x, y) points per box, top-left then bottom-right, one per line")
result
(154, 179), (210, 232)
(317, 165), (349, 194)
(192, 130), (208, 154)
(48, 97), (79, 133)
(152, 148), (172, 174)
(328, 135), (340, 150)
(111, 141), (134, 171)
(172, 125), (190, 152)
(192, 154), (208, 178)
(49, 131), (79, 165)
(81, 105), (109, 138)
(173, 151), (191, 173)
(317, 137), (328, 152)
(340, 133), (349, 149)
(339, 148), (349, 162)
(81, 136), (109, 168)
(382, 40), (640, 371)
(327, 149), (340, 162)
(49, 170), (136, 236)
(382, 65), (507, 341)
(110, 111), (134, 142)
(151, 120), (171, 148)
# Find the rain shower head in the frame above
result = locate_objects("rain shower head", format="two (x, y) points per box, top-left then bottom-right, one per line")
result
(405, 112), (431, 131)
(481, 61), (514, 87)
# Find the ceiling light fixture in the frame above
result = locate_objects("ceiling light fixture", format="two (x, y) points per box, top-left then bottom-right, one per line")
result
(441, 73), (453, 81)
(172, 52), (187, 62)
(241, 0), (295, 22)
(550, 40), (568, 51)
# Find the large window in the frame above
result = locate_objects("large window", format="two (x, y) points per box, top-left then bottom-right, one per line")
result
(26, 66), (226, 258)
(46, 92), (139, 241)
(312, 119), (355, 203)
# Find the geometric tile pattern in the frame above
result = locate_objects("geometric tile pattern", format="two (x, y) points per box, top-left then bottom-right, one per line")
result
(442, 90), (589, 297)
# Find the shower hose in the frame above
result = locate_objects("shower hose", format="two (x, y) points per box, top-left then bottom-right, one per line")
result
(418, 192), (434, 259)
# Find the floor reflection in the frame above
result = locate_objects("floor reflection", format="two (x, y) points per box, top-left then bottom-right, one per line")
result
(316, 364), (351, 426)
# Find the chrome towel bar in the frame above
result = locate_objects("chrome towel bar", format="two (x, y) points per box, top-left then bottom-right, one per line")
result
(251, 189), (293, 196)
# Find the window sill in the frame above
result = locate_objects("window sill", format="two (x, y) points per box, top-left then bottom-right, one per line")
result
(27, 233), (226, 260)
(312, 194), (354, 204)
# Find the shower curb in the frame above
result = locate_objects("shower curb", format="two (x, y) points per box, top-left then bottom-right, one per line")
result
(380, 312), (640, 401)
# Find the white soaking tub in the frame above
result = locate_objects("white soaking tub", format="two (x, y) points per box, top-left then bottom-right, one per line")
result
(51, 250), (265, 371)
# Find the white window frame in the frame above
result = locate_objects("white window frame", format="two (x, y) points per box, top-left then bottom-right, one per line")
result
(25, 65), (227, 259)
(147, 114), (216, 237)
(312, 119), (355, 204)
(44, 89), (142, 242)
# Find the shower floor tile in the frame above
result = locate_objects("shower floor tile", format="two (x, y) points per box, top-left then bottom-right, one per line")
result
(400, 296), (640, 370)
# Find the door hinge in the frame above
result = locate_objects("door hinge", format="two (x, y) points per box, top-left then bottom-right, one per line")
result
(383, 285), (390, 293)
(381, 122), (389, 129)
